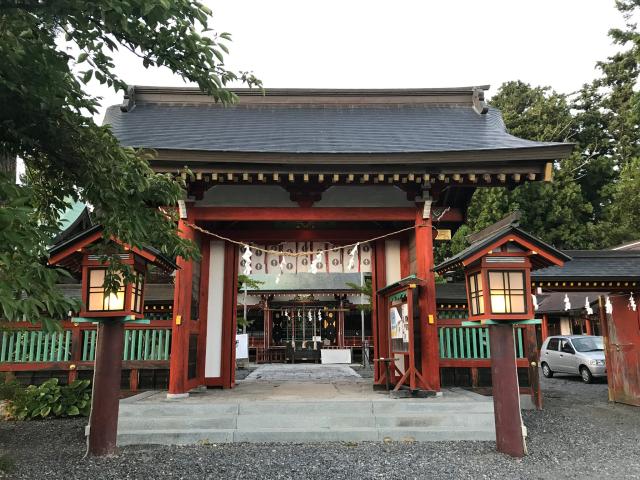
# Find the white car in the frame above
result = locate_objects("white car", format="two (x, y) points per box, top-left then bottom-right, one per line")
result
(540, 335), (606, 383)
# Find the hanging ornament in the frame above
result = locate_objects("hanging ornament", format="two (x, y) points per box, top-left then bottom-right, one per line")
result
(309, 252), (323, 274)
(532, 294), (539, 311)
(347, 243), (359, 271)
(242, 245), (252, 275)
(275, 257), (286, 284)
(630, 293), (637, 312)
(605, 296), (613, 315)
(563, 294), (571, 311)
(584, 297), (593, 316)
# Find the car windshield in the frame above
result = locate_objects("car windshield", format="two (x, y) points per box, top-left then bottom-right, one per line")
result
(571, 337), (604, 352)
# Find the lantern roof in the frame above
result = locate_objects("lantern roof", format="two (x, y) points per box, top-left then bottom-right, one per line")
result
(47, 224), (178, 273)
(434, 224), (570, 274)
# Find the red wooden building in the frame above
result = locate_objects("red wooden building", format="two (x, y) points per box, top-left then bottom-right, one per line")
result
(101, 85), (573, 396)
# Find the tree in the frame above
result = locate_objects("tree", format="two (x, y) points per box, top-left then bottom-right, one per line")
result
(442, 81), (596, 260)
(0, 2), (260, 326)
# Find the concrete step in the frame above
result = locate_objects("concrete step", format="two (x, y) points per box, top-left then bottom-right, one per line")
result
(119, 415), (237, 430)
(119, 403), (238, 417)
(117, 425), (495, 445)
(238, 401), (373, 415)
(374, 413), (494, 428)
(372, 401), (494, 414)
(119, 411), (493, 431)
(378, 427), (495, 442)
(236, 414), (376, 429)
(117, 428), (234, 446)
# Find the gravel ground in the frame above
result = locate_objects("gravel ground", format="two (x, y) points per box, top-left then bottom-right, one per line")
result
(1, 373), (639, 480)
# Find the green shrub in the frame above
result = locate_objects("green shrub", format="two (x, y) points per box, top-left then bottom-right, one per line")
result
(7, 378), (91, 420)
(0, 378), (21, 402)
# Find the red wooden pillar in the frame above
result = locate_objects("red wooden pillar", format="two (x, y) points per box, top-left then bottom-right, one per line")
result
(372, 239), (388, 384)
(338, 303), (345, 347)
(585, 316), (593, 336)
(168, 218), (194, 397)
(415, 208), (440, 391)
(87, 319), (125, 456)
(68, 321), (82, 384)
(220, 242), (239, 388)
(489, 323), (527, 457)
(524, 325), (543, 410)
(541, 313), (549, 340)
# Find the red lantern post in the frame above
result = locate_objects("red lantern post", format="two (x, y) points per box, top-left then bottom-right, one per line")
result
(48, 226), (176, 456)
(435, 223), (569, 457)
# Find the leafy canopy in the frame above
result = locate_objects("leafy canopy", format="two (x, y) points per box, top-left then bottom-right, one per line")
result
(443, 1), (640, 259)
(0, 1), (260, 326)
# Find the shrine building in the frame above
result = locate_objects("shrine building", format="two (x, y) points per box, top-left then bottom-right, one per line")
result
(103, 85), (573, 396)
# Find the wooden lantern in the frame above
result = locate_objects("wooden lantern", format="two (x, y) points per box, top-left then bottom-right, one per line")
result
(81, 252), (147, 319)
(435, 222), (570, 458)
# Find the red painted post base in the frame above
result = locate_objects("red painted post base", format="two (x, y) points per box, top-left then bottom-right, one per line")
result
(87, 319), (125, 456)
(489, 323), (527, 458)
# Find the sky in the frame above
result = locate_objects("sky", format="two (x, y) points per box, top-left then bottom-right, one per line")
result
(14, 0), (628, 181)
(88, 0), (626, 121)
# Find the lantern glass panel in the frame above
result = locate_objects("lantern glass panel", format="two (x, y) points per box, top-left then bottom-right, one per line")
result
(130, 271), (145, 314)
(468, 272), (484, 315)
(488, 270), (526, 314)
(87, 268), (125, 312)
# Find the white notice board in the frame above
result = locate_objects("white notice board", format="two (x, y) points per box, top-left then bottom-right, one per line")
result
(236, 333), (249, 359)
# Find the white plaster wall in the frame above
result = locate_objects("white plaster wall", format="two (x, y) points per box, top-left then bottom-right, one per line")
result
(385, 240), (401, 286)
(560, 317), (572, 335)
(205, 241), (225, 378)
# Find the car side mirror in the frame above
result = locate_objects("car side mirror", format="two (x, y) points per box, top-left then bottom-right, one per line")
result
(562, 345), (574, 354)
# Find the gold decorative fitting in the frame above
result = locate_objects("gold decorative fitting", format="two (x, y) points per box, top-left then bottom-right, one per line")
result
(69, 364), (76, 370)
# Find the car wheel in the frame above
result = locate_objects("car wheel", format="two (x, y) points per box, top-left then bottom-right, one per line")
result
(542, 362), (554, 378)
(580, 366), (593, 384)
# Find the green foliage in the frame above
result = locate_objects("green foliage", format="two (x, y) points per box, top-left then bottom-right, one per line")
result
(0, 379), (21, 402)
(345, 279), (372, 312)
(0, 2), (260, 325)
(238, 274), (264, 291)
(445, 3), (640, 258)
(6, 378), (91, 420)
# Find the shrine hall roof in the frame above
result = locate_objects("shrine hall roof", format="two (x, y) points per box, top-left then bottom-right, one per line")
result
(532, 250), (640, 283)
(104, 86), (572, 159)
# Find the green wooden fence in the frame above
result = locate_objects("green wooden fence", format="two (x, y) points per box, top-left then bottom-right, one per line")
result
(81, 329), (172, 362)
(0, 330), (72, 363)
(438, 326), (525, 359)
(0, 328), (171, 363)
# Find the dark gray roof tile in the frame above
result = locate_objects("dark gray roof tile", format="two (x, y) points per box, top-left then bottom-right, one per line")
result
(104, 103), (567, 155)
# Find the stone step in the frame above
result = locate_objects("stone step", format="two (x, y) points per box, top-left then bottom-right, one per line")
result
(373, 413), (494, 428)
(119, 415), (237, 430)
(117, 428), (235, 446)
(119, 403), (238, 417)
(372, 401), (494, 414)
(378, 427), (495, 442)
(119, 400), (494, 418)
(117, 425), (495, 445)
(119, 411), (493, 431)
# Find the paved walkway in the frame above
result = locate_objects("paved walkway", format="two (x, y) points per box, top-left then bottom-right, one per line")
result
(244, 364), (362, 382)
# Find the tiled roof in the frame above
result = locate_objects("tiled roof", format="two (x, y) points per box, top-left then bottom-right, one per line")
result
(104, 91), (570, 156)
(434, 225), (571, 273)
(533, 250), (640, 281)
(535, 291), (603, 314)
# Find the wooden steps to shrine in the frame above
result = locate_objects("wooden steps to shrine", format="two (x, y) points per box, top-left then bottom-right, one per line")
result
(115, 399), (497, 445)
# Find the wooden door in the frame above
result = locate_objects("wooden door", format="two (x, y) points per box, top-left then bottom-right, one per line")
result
(606, 295), (640, 406)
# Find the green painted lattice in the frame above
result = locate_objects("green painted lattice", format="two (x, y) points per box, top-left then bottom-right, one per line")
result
(0, 330), (72, 363)
(438, 326), (525, 359)
(82, 329), (172, 361)
(0, 329), (171, 363)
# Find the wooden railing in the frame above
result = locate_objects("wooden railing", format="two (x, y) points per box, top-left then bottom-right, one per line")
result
(0, 321), (171, 391)
(438, 326), (526, 360)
